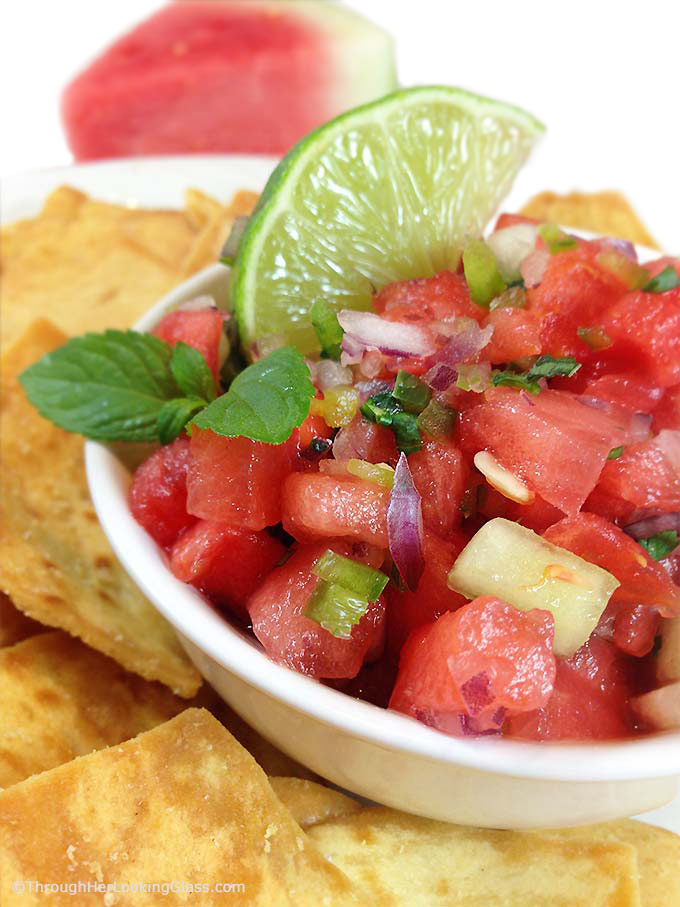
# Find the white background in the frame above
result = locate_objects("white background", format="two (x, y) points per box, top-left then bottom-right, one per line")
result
(1, 0), (678, 247)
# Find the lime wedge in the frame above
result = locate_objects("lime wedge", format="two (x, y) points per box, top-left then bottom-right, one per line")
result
(232, 85), (544, 354)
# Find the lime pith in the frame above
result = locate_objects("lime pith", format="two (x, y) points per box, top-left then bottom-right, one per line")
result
(231, 86), (545, 355)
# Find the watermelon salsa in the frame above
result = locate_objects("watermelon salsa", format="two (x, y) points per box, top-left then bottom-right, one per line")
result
(121, 225), (680, 743)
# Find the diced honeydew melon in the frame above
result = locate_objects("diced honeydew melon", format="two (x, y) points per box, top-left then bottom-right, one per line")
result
(447, 518), (619, 656)
(658, 617), (680, 683)
(633, 682), (680, 731)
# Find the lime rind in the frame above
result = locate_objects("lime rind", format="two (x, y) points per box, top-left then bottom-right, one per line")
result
(232, 86), (545, 354)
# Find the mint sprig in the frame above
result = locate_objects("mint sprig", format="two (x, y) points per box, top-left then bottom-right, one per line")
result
(492, 355), (581, 394)
(191, 346), (314, 444)
(170, 342), (217, 402)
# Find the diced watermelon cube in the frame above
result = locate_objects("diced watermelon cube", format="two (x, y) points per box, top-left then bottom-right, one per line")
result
(459, 387), (628, 515)
(187, 428), (296, 530)
(543, 513), (680, 618)
(248, 542), (386, 679)
(585, 434), (680, 524)
(389, 597), (555, 735)
(527, 244), (627, 357)
(170, 519), (286, 620)
(502, 495), (564, 533)
(408, 439), (468, 539)
(507, 637), (638, 740)
(482, 307), (542, 363)
(585, 373), (664, 414)
(152, 308), (224, 381)
(129, 437), (196, 548)
(372, 270), (482, 324)
(601, 289), (680, 387)
(386, 530), (468, 659)
(281, 472), (390, 547)
(653, 385), (680, 433)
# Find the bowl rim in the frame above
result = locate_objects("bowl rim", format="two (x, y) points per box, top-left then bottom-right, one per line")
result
(85, 256), (680, 785)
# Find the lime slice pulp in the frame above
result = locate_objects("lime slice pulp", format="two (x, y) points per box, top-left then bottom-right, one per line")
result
(232, 85), (545, 354)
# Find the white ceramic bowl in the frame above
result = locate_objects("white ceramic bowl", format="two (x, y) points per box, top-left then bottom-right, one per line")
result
(86, 262), (680, 830)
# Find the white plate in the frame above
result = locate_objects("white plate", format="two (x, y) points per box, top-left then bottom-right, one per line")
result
(4, 156), (678, 834)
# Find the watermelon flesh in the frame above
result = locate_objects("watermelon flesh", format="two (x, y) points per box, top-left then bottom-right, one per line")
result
(386, 530), (469, 659)
(281, 472), (390, 547)
(187, 427), (296, 530)
(129, 437), (196, 548)
(408, 438), (468, 539)
(389, 597), (556, 735)
(543, 513), (680, 619)
(458, 387), (631, 515)
(507, 637), (639, 741)
(248, 542), (386, 679)
(152, 308), (224, 382)
(170, 519), (285, 620)
(61, 1), (397, 160)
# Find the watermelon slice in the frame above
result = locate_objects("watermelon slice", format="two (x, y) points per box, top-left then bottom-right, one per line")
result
(61, 1), (397, 160)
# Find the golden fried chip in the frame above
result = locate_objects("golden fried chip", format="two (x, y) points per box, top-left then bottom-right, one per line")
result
(308, 807), (641, 906)
(540, 819), (680, 907)
(179, 188), (260, 277)
(205, 695), (317, 780)
(0, 188), (196, 348)
(0, 709), (367, 906)
(269, 778), (362, 829)
(0, 592), (43, 648)
(519, 190), (659, 248)
(0, 320), (201, 697)
(0, 631), (187, 788)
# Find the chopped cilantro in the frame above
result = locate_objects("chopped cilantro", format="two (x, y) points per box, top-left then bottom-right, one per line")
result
(642, 266), (680, 294)
(638, 531), (679, 561)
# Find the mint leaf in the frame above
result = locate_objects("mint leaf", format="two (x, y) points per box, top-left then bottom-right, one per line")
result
(642, 266), (680, 294)
(157, 397), (206, 445)
(527, 356), (581, 380)
(19, 330), (181, 442)
(170, 342), (217, 402)
(192, 346), (314, 444)
(639, 530), (679, 561)
(492, 356), (581, 395)
(491, 371), (541, 394)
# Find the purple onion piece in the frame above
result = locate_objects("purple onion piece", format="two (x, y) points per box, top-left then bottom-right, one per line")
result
(387, 452), (425, 592)
(599, 237), (638, 261)
(338, 310), (437, 358)
(624, 512), (680, 541)
(428, 323), (494, 369)
(520, 248), (551, 288)
(424, 362), (458, 392)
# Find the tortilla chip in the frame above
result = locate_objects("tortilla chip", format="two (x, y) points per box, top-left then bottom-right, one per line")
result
(308, 807), (641, 906)
(269, 778), (362, 829)
(0, 709), (367, 906)
(179, 188), (260, 277)
(0, 592), (43, 648)
(205, 695), (318, 780)
(540, 819), (680, 907)
(0, 320), (201, 697)
(0, 631), (188, 788)
(519, 190), (659, 249)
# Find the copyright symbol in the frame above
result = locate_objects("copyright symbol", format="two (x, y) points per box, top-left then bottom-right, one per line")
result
(12, 881), (26, 893)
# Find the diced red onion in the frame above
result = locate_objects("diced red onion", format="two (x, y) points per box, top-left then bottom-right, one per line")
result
(624, 512), (680, 540)
(656, 429), (680, 477)
(487, 223), (538, 280)
(628, 412), (653, 443)
(338, 310), (438, 358)
(357, 349), (384, 379)
(387, 453), (425, 592)
(354, 379), (393, 404)
(339, 333), (366, 366)
(425, 323), (494, 377)
(598, 237), (638, 262)
(520, 248), (551, 288)
(250, 333), (285, 360)
(424, 362), (458, 391)
(312, 359), (353, 391)
(520, 390), (536, 407)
